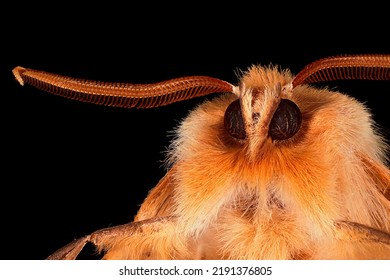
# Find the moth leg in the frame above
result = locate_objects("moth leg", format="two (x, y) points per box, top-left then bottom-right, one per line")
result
(46, 216), (174, 260)
(46, 235), (90, 260)
(101, 216), (197, 260)
(335, 220), (390, 245)
(318, 220), (390, 259)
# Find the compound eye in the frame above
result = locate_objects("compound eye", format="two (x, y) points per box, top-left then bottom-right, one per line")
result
(224, 99), (246, 139)
(269, 99), (302, 141)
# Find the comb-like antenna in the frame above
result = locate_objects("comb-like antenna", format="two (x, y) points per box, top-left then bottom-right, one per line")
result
(292, 54), (390, 88)
(12, 66), (234, 109)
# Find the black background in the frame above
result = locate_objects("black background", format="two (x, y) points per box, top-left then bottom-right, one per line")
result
(2, 4), (389, 260)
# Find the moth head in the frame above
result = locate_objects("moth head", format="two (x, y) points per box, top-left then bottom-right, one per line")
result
(224, 65), (302, 157)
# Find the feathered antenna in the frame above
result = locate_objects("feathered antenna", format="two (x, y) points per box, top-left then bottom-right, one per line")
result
(12, 66), (234, 109)
(292, 54), (390, 87)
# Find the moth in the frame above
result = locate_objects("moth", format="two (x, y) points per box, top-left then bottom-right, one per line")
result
(13, 54), (390, 260)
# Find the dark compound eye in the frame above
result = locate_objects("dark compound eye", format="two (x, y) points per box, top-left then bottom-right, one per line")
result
(224, 98), (302, 141)
(224, 99), (246, 139)
(269, 99), (302, 140)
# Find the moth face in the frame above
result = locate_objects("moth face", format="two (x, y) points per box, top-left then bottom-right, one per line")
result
(221, 66), (302, 160)
(225, 83), (302, 151)
(170, 66), (307, 169)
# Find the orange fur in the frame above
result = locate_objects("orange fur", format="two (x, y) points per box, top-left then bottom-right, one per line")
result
(94, 65), (390, 259)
